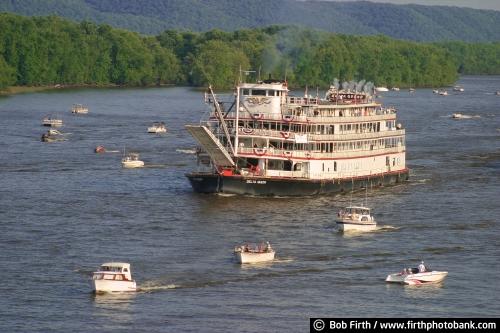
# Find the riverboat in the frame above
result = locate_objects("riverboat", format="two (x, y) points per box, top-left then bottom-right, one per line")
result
(185, 74), (408, 196)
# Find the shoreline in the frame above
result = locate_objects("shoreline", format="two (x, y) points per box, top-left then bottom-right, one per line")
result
(0, 83), (177, 96)
(1, 75), (492, 96)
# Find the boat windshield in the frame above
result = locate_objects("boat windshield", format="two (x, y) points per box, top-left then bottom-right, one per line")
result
(100, 266), (123, 272)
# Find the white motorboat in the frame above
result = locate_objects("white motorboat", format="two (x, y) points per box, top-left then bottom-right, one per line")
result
(121, 153), (144, 168)
(438, 90), (448, 96)
(391, 87), (400, 91)
(147, 122), (167, 133)
(91, 262), (137, 293)
(42, 116), (63, 127)
(432, 89), (439, 94)
(495, 91), (500, 96)
(409, 88), (415, 93)
(385, 262), (448, 285)
(453, 85), (464, 92)
(41, 129), (66, 142)
(375, 86), (389, 92)
(335, 206), (377, 232)
(71, 104), (89, 114)
(234, 242), (275, 264)
(452, 113), (463, 119)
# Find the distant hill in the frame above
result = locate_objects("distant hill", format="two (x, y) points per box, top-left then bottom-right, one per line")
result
(1, 0), (499, 42)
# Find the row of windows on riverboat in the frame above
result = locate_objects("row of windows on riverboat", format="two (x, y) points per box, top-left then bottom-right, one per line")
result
(234, 136), (405, 152)
(242, 89), (284, 96)
(234, 120), (396, 134)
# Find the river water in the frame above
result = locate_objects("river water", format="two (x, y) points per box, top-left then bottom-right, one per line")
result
(0, 76), (499, 332)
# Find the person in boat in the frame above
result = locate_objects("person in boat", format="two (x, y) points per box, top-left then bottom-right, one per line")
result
(265, 241), (272, 252)
(418, 261), (427, 273)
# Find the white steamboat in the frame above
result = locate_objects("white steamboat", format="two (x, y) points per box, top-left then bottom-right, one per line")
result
(185, 73), (408, 196)
(91, 262), (137, 293)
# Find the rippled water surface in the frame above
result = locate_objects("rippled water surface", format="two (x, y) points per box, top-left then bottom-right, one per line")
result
(1, 76), (499, 332)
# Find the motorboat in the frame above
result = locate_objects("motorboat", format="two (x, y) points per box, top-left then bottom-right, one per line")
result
(408, 88), (415, 93)
(48, 129), (63, 135)
(42, 116), (63, 127)
(234, 242), (275, 264)
(147, 122), (167, 133)
(335, 206), (377, 232)
(453, 85), (464, 92)
(495, 91), (500, 96)
(71, 104), (89, 114)
(385, 262), (448, 285)
(432, 89), (439, 94)
(438, 90), (448, 96)
(95, 145), (106, 153)
(121, 153), (144, 168)
(41, 130), (66, 142)
(91, 262), (137, 293)
(375, 86), (389, 92)
(391, 87), (400, 91)
(452, 113), (463, 119)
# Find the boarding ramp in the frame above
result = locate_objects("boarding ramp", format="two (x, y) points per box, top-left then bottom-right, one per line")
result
(185, 125), (235, 167)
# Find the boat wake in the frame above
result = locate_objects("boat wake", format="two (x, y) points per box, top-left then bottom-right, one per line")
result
(143, 164), (167, 168)
(176, 149), (197, 154)
(268, 257), (294, 264)
(448, 114), (480, 119)
(376, 225), (401, 232)
(216, 193), (237, 197)
(409, 178), (431, 186)
(138, 282), (179, 293)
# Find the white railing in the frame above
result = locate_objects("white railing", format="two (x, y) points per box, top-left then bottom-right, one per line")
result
(216, 111), (396, 124)
(237, 146), (404, 159)
(237, 127), (405, 142)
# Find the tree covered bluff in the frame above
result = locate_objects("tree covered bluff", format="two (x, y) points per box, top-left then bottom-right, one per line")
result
(1, 13), (499, 90)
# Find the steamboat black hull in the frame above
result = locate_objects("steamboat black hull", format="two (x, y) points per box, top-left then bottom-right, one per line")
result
(186, 169), (409, 196)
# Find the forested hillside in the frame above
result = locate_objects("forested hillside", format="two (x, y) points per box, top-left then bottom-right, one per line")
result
(1, 13), (499, 90)
(1, 0), (499, 42)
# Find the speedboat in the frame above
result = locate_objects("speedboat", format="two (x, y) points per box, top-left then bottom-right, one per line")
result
(495, 91), (500, 96)
(391, 87), (400, 91)
(409, 88), (415, 93)
(452, 113), (463, 119)
(385, 263), (448, 285)
(147, 122), (167, 133)
(234, 242), (275, 264)
(41, 130), (66, 142)
(95, 145), (106, 153)
(42, 116), (63, 127)
(121, 153), (144, 168)
(71, 104), (89, 114)
(438, 90), (448, 96)
(375, 87), (389, 92)
(335, 206), (377, 232)
(432, 89), (439, 94)
(91, 262), (137, 293)
(453, 86), (464, 92)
